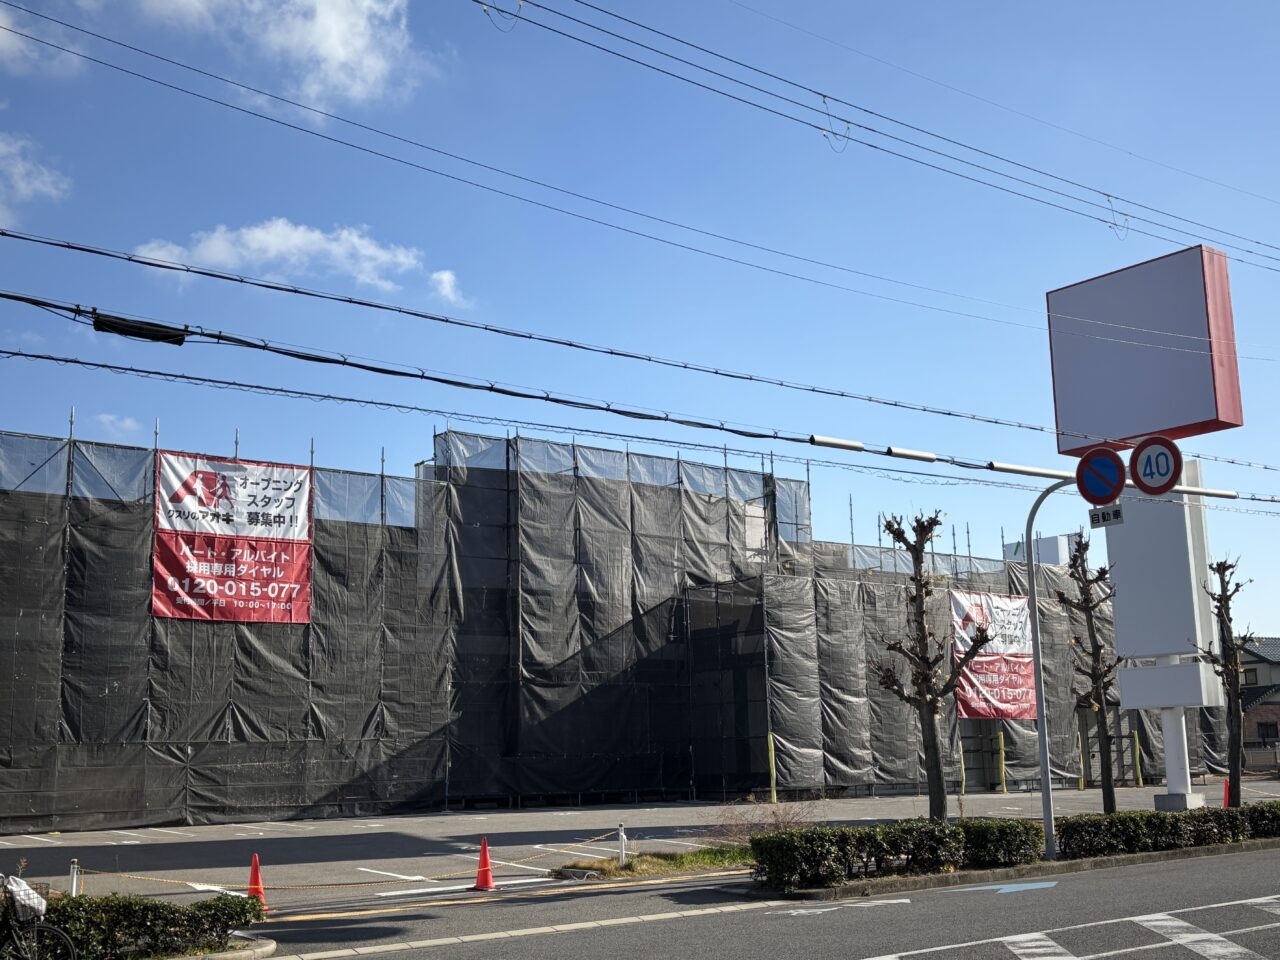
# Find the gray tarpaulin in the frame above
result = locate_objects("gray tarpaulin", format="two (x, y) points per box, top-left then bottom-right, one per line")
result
(0, 428), (1227, 831)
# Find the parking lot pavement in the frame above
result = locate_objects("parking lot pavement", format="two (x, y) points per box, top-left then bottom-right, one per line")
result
(1, 778), (1274, 915)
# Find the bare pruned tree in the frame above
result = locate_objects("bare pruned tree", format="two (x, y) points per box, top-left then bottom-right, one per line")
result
(1055, 533), (1121, 814)
(1196, 559), (1255, 808)
(874, 511), (994, 821)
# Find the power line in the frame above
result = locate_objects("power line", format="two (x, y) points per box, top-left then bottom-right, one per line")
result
(473, 0), (1280, 272)
(0, 15), (1274, 355)
(7, 289), (1280, 488)
(551, 0), (1280, 257)
(0, 1), (1265, 353)
(721, 0), (1280, 209)
(2, 266), (1277, 476)
(0, 0), (1157, 333)
(4, 346), (1278, 518)
(8, 19), (1280, 322)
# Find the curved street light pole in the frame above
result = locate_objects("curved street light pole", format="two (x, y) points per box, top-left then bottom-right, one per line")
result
(1026, 477), (1074, 860)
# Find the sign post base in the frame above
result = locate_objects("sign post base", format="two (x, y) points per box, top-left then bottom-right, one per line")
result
(1154, 793), (1205, 812)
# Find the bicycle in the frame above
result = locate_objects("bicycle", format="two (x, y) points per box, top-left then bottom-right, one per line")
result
(0, 875), (75, 960)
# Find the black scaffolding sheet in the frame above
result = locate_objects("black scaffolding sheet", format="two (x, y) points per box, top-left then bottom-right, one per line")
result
(0, 428), (1226, 830)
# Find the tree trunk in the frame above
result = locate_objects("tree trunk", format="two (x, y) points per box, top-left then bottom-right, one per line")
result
(1095, 705), (1116, 814)
(1227, 682), (1243, 808)
(918, 702), (948, 820)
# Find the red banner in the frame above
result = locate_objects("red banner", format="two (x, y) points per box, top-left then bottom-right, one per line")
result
(950, 589), (1036, 720)
(152, 452), (312, 623)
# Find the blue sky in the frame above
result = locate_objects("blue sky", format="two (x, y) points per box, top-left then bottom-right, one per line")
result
(1, 1), (1278, 627)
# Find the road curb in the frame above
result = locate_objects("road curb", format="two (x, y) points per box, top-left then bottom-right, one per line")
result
(750, 836), (1280, 900)
(167, 935), (277, 960)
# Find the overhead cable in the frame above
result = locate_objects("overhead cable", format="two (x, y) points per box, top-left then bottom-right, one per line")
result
(4, 16), (1280, 301)
(2, 248), (1277, 477)
(0, 0), (1262, 351)
(3, 346), (1277, 517)
(469, 0), (1280, 272)
(549, 0), (1280, 257)
(6, 290), (1278, 484)
(720, 0), (1280, 208)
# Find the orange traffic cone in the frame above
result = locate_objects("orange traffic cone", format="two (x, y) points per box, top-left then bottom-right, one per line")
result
(247, 852), (268, 910)
(472, 837), (497, 891)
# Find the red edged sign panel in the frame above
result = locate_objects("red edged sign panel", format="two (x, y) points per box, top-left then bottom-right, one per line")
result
(152, 451), (312, 622)
(1048, 245), (1243, 456)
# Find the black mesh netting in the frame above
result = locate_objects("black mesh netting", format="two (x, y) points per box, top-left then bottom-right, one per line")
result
(0, 429), (1224, 830)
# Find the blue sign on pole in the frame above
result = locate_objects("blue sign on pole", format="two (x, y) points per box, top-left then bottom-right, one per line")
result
(1075, 447), (1126, 506)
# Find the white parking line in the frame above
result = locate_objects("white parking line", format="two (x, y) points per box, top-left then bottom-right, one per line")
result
(647, 837), (714, 849)
(457, 855), (549, 874)
(187, 882), (248, 898)
(149, 828), (197, 837)
(375, 877), (553, 898)
(357, 868), (426, 881)
(23, 836), (59, 844)
(533, 843), (616, 858)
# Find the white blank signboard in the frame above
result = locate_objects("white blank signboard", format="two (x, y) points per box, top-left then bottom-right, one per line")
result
(1047, 245), (1242, 455)
(1104, 462), (1215, 662)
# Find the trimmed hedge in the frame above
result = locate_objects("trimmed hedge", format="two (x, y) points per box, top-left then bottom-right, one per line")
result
(1058, 802), (1276, 860)
(46, 893), (264, 960)
(958, 818), (1045, 869)
(751, 818), (1016, 891)
(751, 803), (1280, 889)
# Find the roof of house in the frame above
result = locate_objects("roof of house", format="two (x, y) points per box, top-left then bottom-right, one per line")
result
(1247, 637), (1280, 664)
(1243, 683), (1280, 711)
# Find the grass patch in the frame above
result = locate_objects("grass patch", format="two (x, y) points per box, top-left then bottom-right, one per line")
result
(556, 844), (754, 879)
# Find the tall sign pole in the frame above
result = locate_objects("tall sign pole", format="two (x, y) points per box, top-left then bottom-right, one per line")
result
(1024, 478), (1072, 860)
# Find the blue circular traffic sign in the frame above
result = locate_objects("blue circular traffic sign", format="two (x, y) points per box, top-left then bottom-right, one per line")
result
(1076, 447), (1126, 506)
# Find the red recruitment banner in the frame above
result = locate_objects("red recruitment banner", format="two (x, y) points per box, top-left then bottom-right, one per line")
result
(950, 589), (1037, 720)
(152, 451), (312, 623)
(152, 532), (311, 623)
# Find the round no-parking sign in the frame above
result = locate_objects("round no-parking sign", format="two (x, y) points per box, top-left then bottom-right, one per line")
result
(1129, 436), (1183, 496)
(1075, 446), (1127, 506)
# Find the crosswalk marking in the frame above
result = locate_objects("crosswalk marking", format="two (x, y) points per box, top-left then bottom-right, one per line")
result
(1003, 933), (1075, 958)
(1132, 914), (1266, 959)
(858, 895), (1280, 960)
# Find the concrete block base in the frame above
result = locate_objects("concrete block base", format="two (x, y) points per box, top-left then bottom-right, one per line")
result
(1155, 792), (1206, 812)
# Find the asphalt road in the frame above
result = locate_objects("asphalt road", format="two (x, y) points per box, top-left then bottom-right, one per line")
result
(4, 780), (1279, 957)
(7, 778), (1275, 910)
(262, 848), (1280, 959)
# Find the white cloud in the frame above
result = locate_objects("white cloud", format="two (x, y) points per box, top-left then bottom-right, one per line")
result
(0, 132), (71, 225)
(134, 217), (425, 291)
(0, 329), (45, 348)
(430, 269), (471, 307)
(95, 413), (141, 438)
(0, 8), (84, 76)
(134, 0), (421, 106)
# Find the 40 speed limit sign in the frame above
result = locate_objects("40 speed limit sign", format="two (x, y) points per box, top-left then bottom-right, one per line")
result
(1129, 436), (1183, 496)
